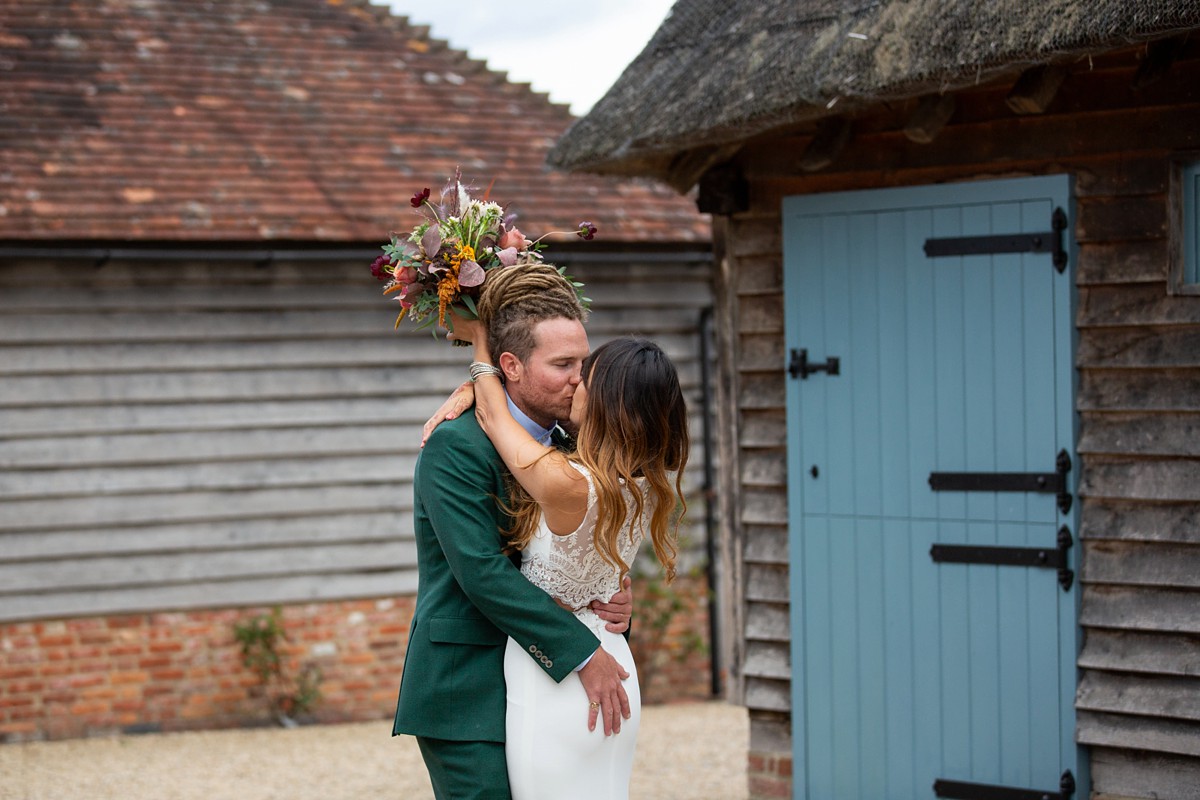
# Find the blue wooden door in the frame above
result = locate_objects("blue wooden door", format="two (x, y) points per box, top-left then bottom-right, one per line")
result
(783, 176), (1080, 799)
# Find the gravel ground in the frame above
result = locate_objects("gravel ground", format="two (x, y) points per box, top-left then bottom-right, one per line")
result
(0, 701), (748, 800)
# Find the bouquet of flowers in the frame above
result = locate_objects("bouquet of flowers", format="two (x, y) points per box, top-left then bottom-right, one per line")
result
(369, 172), (595, 334)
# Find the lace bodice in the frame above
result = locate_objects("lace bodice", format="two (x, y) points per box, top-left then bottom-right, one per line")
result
(519, 461), (647, 633)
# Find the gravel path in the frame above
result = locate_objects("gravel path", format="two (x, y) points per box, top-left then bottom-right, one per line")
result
(1, 701), (748, 800)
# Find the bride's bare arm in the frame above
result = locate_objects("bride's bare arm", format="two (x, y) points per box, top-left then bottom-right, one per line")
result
(451, 316), (588, 533)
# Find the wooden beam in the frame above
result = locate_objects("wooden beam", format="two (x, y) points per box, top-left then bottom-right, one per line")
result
(903, 94), (956, 144)
(798, 116), (852, 171)
(1005, 64), (1068, 115)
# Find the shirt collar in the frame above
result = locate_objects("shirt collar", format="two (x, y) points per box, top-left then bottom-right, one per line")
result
(506, 392), (554, 446)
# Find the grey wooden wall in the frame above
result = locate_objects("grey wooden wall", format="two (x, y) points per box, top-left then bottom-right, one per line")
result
(0, 251), (713, 623)
(1071, 157), (1200, 788)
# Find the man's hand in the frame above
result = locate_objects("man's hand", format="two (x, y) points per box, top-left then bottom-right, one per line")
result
(590, 575), (633, 634)
(421, 381), (475, 447)
(578, 646), (631, 736)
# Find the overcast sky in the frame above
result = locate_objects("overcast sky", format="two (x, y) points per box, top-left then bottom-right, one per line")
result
(371, 0), (677, 115)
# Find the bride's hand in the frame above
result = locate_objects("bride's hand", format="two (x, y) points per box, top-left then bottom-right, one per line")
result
(421, 381), (475, 447)
(446, 309), (485, 347)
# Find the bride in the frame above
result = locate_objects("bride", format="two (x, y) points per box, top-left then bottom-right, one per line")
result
(448, 302), (690, 800)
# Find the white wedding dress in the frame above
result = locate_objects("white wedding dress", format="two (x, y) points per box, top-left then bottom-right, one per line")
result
(505, 461), (646, 800)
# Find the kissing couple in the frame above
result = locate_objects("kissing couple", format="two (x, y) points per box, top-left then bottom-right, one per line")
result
(392, 262), (690, 800)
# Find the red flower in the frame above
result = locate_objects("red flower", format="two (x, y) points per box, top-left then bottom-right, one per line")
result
(577, 221), (598, 240)
(410, 187), (431, 208)
(369, 254), (392, 281)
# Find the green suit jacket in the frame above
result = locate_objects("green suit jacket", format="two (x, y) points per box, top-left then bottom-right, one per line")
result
(392, 412), (599, 743)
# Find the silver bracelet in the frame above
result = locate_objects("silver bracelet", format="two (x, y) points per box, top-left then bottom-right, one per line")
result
(469, 361), (504, 383)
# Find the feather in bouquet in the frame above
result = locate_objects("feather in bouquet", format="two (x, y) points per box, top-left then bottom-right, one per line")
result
(369, 172), (595, 335)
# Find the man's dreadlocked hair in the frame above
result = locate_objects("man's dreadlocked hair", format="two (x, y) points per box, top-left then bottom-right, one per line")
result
(477, 263), (587, 365)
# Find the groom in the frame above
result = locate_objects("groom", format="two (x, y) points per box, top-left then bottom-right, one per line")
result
(393, 264), (633, 800)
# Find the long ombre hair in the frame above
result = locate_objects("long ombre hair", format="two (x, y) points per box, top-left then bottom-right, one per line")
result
(504, 337), (690, 583)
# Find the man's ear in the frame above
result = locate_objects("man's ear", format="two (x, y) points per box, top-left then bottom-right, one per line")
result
(498, 351), (522, 383)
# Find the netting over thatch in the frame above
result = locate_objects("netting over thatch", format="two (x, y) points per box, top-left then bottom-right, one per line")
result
(550, 0), (1200, 185)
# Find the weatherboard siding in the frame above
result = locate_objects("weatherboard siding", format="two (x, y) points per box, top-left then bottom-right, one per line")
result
(0, 253), (713, 623)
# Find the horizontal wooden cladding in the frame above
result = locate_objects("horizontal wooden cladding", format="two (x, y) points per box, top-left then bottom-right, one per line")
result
(1083, 539), (1200, 589)
(0, 254), (716, 622)
(1082, 500), (1200, 544)
(740, 450), (786, 488)
(1080, 585), (1200, 634)
(1087, 746), (1200, 800)
(0, 483), (412, 533)
(0, 539), (415, 595)
(1078, 629), (1200, 677)
(744, 600), (789, 643)
(1075, 194), (1168, 244)
(745, 563), (788, 604)
(1079, 369), (1200, 412)
(1078, 712), (1200, 761)
(737, 334), (786, 374)
(1078, 283), (1200, 328)
(1, 511), (407, 560)
(1077, 670), (1200, 726)
(740, 409), (787, 449)
(1079, 456), (1200, 502)
(0, 425), (419, 470)
(737, 373), (786, 411)
(741, 487), (787, 527)
(744, 675), (790, 713)
(1078, 412), (1200, 457)
(1078, 325), (1200, 368)
(0, 305), (709, 347)
(1077, 239), (1170, 286)
(0, 569), (419, 624)
(3, 396), (432, 439)
(742, 524), (787, 565)
(743, 640), (791, 681)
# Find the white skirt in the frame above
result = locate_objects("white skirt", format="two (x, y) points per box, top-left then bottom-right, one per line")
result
(504, 619), (641, 800)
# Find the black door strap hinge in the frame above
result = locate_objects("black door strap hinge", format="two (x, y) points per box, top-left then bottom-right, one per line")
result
(934, 770), (1075, 800)
(923, 207), (1068, 273)
(930, 526), (1074, 591)
(929, 450), (1073, 515)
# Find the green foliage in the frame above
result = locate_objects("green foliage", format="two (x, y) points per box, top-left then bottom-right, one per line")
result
(233, 607), (322, 724)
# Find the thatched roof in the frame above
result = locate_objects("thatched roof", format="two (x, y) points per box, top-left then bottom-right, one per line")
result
(550, 0), (1200, 190)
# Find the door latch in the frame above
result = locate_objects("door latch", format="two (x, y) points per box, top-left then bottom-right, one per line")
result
(789, 348), (840, 380)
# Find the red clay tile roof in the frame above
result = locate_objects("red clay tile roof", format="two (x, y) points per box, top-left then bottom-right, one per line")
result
(0, 0), (708, 244)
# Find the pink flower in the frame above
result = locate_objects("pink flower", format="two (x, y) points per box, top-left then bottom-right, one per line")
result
(395, 266), (420, 285)
(496, 246), (520, 266)
(577, 221), (598, 240)
(498, 226), (531, 251)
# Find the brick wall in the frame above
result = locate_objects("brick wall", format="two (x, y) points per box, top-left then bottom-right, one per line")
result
(1, 583), (714, 742)
(0, 598), (414, 742)
(748, 751), (793, 799)
(630, 571), (715, 705)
